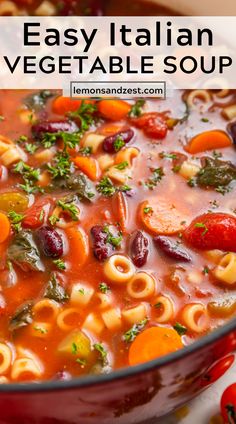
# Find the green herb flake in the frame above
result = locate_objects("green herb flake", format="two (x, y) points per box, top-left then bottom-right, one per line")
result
(76, 358), (86, 366)
(47, 151), (72, 179)
(103, 226), (122, 248)
(194, 222), (208, 236)
(99, 282), (110, 293)
(143, 206), (153, 214)
(8, 211), (24, 233)
(145, 167), (164, 190)
(53, 259), (66, 270)
(128, 99), (145, 118)
(68, 101), (97, 132)
(173, 322), (187, 336)
(72, 342), (78, 355)
(93, 343), (108, 366)
(201, 118), (209, 123)
(159, 152), (177, 160)
(203, 266), (209, 275)
(57, 199), (79, 221)
(114, 136), (125, 152)
(25, 143), (38, 155)
(115, 161), (129, 171)
(123, 318), (148, 343)
(34, 326), (48, 334)
(49, 215), (59, 226)
(96, 177), (116, 197)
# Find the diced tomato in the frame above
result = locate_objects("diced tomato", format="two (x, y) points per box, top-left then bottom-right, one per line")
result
(184, 213), (236, 252)
(23, 198), (52, 229)
(221, 383), (236, 423)
(131, 112), (168, 139)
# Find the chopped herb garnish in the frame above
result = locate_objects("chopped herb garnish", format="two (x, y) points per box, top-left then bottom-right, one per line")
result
(79, 146), (92, 156)
(201, 117), (209, 123)
(103, 226), (122, 248)
(115, 161), (129, 170)
(123, 318), (148, 343)
(159, 152), (177, 160)
(76, 358), (86, 366)
(24, 90), (54, 111)
(93, 343), (108, 366)
(187, 177), (196, 187)
(78, 288), (85, 295)
(143, 206), (153, 214)
(8, 211), (24, 233)
(96, 177), (116, 197)
(154, 302), (162, 309)
(13, 160), (40, 194)
(68, 101), (97, 131)
(57, 199), (79, 221)
(34, 326), (48, 334)
(99, 282), (110, 293)
(194, 222), (208, 236)
(53, 259), (66, 270)
(71, 342), (78, 355)
(173, 322), (187, 336)
(25, 143), (38, 155)
(215, 185), (232, 195)
(48, 151), (72, 179)
(114, 136), (125, 152)
(203, 266), (209, 275)
(128, 99), (145, 118)
(145, 167), (164, 189)
(49, 215), (59, 226)
(39, 210), (45, 222)
(119, 185), (131, 193)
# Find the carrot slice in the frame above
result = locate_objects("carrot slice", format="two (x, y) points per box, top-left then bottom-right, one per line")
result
(73, 156), (100, 181)
(139, 199), (187, 235)
(0, 213), (10, 243)
(98, 100), (131, 121)
(52, 97), (95, 115)
(185, 130), (232, 154)
(99, 124), (123, 136)
(66, 227), (89, 267)
(112, 191), (128, 233)
(129, 326), (183, 366)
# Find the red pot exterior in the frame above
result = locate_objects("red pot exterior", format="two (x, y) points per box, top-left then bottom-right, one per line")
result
(0, 329), (235, 424)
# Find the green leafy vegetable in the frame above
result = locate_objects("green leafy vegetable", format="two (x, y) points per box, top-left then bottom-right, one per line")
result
(57, 198), (79, 221)
(48, 151), (72, 179)
(93, 343), (108, 366)
(24, 90), (54, 111)
(96, 177), (116, 197)
(13, 161), (40, 194)
(68, 101), (97, 131)
(196, 157), (236, 189)
(173, 322), (187, 336)
(44, 273), (69, 303)
(8, 231), (44, 272)
(9, 302), (33, 331)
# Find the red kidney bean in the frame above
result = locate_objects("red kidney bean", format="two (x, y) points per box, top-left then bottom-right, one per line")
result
(32, 120), (78, 139)
(130, 230), (149, 267)
(103, 129), (134, 153)
(154, 236), (191, 262)
(36, 226), (63, 258)
(91, 225), (112, 261)
(228, 121), (236, 145)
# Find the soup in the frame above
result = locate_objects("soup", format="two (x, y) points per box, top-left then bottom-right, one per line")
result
(0, 89), (234, 383)
(0, 0), (177, 16)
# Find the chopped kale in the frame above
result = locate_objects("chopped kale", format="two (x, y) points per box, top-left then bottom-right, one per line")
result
(9, 302), (33, 331)
(8, 231), (44, 272)
(44, 273), (69, 303)
(196, 157), (236, 188)
(24, 90), (54, 111)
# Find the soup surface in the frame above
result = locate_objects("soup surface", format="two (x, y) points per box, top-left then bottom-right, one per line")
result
(0, 89), (235, 383)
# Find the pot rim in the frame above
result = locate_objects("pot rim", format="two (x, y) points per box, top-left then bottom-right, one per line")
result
(1, 316), (235, 393)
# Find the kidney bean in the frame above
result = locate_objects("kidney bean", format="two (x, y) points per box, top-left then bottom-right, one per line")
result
(103, 129), (134, 153)
(130, 230), (149, 267)
(154, 236), (191, 262)
(36, 226), (63, 258)
(228, 121), (236, 145)
(32, 120), (78, 139)
(91, 225), (112, 261)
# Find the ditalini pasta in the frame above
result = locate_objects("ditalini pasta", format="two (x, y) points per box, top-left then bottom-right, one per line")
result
(0, 86), (235, 383)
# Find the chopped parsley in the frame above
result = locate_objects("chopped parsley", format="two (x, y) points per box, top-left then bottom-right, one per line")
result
(123, 318), (148, 343)
(76, 358), (86, 366)
(103, 226), (122, 248)
(34, 326), (48, 334)
(128, 99), (145, 118)
(49, 215), (59, 226)
(154, 302), (162, 309)
(159, 152), (177, 160)
(57, 199), (79, 221)
(203, 266), (209, 275)
(48, 151), (72, 179)
(194, 222), (208, 236)
(42, 131), (81, 150)
(8, 211), (24, 233)
(93, 343), (108, 366)
(53, 259), (66, 270)
(79, 146), (92, 156)
(96, 177), (116, 197)
(115, 161), (129, 171)
(68, 101), (97, 131)
(173, 322), (187, 336)
(114, 136), (125, 152)
(25, 143), (38, 155)
(145, 167), (164, 189)
(187, 177), (197, 187)
(71, 342), (78, 355)
(201, 117), (209, 123)
(143, 206), (153, 214)
(119, 185), (131, 193)
(99, 282), (110, 293)
(13, 161), (40, 194)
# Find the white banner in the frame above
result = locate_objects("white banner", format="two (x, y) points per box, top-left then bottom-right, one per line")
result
(0, 16), (235, 91)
